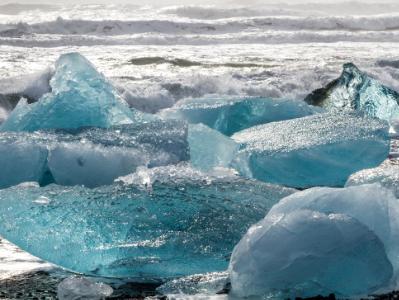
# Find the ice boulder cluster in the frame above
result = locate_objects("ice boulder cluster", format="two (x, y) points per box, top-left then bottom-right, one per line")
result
(0, 53), (399, 299)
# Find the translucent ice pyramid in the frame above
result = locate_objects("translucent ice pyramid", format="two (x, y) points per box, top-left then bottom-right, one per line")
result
(1, 53), (147, 132)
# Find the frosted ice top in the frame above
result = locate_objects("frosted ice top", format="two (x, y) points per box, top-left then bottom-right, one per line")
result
(346, 163), (399, 198)
(232, 112), (390, 188)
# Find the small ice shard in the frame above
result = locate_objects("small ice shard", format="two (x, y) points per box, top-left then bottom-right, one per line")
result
(115, 164), (238, 188)
(57, 277), (113, 300)
(305, 63), (399, 122)
(156, 272), (229, 296)
(229, 210), (393, 299)
(0, 165), (295, 279)
(346, 163), (399, 197)
(267, 184), (399, 280)
(1, 53), (147, 132)
(231, 112), (390, 188)
(188, 124), (238, 171)
(160, 97), (319, 136)
(0, 120), (189, 188)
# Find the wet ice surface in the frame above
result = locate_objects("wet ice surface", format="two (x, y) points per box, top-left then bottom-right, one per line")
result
(0, 165), (295, 279)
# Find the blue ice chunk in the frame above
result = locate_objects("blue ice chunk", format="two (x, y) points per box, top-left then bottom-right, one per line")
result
(232, 113), (390, 188)
(160, 97), (319, 136)
(0, 165), (295, 279)
(188, 124), (238, 171)
(229, 209), (393, 299)
(305, 63), (399, 122)
(1, 53), (149, 132)
(0, 120), (189, 188)
(267, 184), (399, 282)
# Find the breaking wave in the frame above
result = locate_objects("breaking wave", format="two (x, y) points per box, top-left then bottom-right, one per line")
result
(1, 14), (399, 38)
(2, 30), (399, 47)
(160, 6), (301, 19)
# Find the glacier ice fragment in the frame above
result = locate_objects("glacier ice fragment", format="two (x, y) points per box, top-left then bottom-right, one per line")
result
(1, 53), (147, 132)
(305, 63), (399, 122)
(229, 210), (393, 298)
(267, 184), (399, 280)
(57, 277), (113, 300)
(232, 113), (390, 188)
(0, 165), (295, 279)
(0, 120), (189, 188)
(160, 97), (319, 136)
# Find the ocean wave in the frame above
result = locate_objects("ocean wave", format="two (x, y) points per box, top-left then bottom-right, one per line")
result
(160, 6), (300, 19)
(2, 30), (399, 47)
(163, 3), (399, 20)
(1, 14), (399, 38)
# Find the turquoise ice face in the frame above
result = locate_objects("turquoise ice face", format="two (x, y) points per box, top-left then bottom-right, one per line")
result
(1, 53), (150, 132)
(0, 166), (295, 279)
(188, 123), (238, 172)
(231, 112), (390, 188)
(161, 97), (319, 136)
